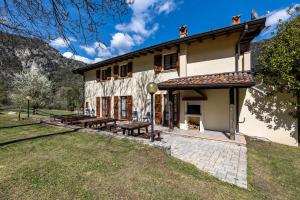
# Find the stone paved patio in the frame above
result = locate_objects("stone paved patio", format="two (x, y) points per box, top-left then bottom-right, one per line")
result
(162, 134), (247, 188)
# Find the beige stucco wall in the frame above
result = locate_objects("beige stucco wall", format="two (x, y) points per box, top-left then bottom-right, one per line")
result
(84, 49), (179, 118)
(178, 89), (230, 132)
(186, 33), (240, 76)
(83, 33), (298, 147)
(239, 88), (298, 146)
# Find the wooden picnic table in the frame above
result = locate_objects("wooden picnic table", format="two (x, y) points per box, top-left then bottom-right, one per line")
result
(118, 122), (151, 136)
(76, 117), (117, 128)
(58, 115), (94, 124)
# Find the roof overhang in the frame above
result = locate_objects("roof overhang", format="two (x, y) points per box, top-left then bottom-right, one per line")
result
(157, 72), (255, 90)
(73, 18), (266, 75)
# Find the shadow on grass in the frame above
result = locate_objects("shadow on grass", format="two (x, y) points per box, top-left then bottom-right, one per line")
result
(0, 128), (80, 147)
(0, 122), (42, 129)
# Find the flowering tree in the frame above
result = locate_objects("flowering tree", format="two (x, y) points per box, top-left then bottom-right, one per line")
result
(11, 70), (52, 109)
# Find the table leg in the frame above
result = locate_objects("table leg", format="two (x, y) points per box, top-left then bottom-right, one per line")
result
(123, 129), (125, 135)
(145, 126), (148, 133)
(138, 128), (140, 135)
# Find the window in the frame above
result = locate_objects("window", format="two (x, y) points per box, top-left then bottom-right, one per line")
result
(101, 69), (107, 80)
(96, 70), (101, 82)
(120, 65), (128, 78)
(163, 53), (177, 70)
(102, 97), (111, 117)
(101, 68), (111, 80)
(121, 96), (127, 118)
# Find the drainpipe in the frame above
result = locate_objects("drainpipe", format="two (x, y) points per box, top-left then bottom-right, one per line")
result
(234, 24), (249, 133)
(235, 24), (249, 72)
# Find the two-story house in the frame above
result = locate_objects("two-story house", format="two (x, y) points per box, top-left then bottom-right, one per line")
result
(74, 17), (299, 147)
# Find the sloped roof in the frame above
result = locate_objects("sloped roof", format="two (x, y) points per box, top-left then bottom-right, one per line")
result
(158, 72), (255, 90)
(73, 18), (266, 74)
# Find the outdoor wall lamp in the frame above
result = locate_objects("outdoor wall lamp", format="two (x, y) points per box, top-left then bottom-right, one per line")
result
(146, 82), (158, 142)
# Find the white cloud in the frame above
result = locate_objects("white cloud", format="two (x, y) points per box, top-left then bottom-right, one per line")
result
(94, 42), (113, 58)
(255, 4), (300, 41)
(79, 45), (96, 56)
(115, 0), (175, 47)
(157, 0), (176, 14)
(110, 33), (135, 54)
(266, 9), (291, 27)
(61, 0), (179, 62)
(49, 37), (76, 48)
(130, 0), (158, 14)
(63, 51), (94, 64)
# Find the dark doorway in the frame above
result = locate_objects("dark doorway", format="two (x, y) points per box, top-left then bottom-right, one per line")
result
(163, 94), (179, 127)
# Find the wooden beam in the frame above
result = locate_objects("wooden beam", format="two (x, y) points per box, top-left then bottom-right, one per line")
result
(229, 88), (235, 140)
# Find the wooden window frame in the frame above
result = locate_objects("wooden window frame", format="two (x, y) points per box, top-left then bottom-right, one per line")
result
(163, 53), (178, 70)
(120, 96), (127, 119)
(96, 69), (101, 82)
(99, 67), (112, 81)
(120, 64), (128, 78)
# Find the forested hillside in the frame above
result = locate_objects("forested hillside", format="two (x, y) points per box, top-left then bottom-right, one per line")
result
(0, 31), (85, 110)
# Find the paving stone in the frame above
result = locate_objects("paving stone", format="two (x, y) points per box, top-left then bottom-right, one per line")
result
(162, 134), (248, 188)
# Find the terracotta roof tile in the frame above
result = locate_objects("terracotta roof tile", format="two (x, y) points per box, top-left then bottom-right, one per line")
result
(158, 72), (255, 90)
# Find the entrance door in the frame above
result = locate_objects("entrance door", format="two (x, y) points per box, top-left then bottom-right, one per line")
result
(163, 94), (179, 127)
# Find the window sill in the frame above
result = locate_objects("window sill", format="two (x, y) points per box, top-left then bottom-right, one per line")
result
(160, 68), (178, 73)
(117, 76), (131, 80)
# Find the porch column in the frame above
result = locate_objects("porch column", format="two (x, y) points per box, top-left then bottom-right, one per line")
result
(229, 88), (236, 140)
(168, 90), (174, 131)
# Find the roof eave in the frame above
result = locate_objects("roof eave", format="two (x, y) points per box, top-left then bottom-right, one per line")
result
(73, 17), (266, 74)
(158, 82), (256, 90)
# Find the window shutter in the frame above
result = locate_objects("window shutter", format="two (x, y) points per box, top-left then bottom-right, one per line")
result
(107, 97), (111, 117)
(113, 65), (119, 79)
(96, 97), (100, 117)
(96, 70), (101, 82)
(154, 54), (162, 73)
(127, 96), (132, 120)
(155, 94), (162, 124)
(127, 62), (133, 77)
(114, 96), (118, 119)
(107, 67), (112, 80)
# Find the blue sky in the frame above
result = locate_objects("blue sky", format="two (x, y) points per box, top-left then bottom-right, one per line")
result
(49, 0), (300, 64)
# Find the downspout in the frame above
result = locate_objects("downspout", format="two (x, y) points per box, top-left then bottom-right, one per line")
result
(235, 24), (248, 133)
(235, 24), (249, 72)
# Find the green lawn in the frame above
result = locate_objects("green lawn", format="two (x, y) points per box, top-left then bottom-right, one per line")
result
(0, 112), (299, 199)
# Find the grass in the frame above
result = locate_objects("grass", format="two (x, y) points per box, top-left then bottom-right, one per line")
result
(0, 112), (299, 199)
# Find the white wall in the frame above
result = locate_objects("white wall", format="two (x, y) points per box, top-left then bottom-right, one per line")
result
(187, 33), (239, 76)
(239, 88), (298, 146)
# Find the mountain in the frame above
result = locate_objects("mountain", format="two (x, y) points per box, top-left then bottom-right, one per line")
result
(0, 31), (85, 109)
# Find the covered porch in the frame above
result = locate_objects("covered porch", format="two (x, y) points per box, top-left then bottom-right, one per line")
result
(157, 71), (255, 141)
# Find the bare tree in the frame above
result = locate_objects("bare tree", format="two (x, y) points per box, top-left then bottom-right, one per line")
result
(0, 0), (130, 51)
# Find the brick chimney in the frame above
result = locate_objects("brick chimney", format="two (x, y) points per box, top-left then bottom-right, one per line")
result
(179, 25), (188, 38)
(232, 15), (241, 25)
